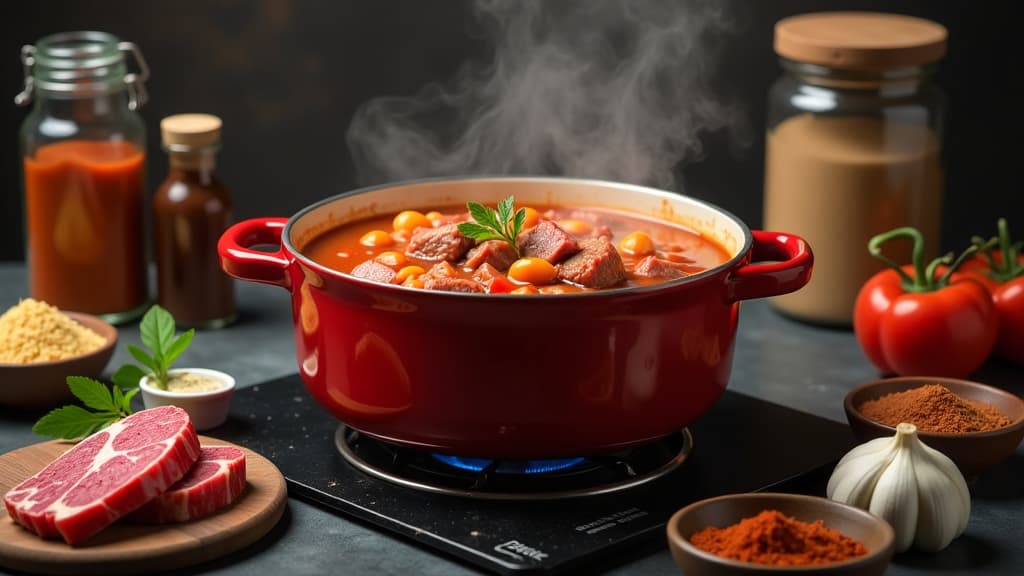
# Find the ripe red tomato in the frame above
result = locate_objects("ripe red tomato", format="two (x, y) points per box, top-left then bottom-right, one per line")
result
(852, 226), (999, 378)
(959, 219), (1024, 365)
(854, 266), (998, 377)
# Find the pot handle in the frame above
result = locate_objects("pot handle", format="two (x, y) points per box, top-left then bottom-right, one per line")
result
(726, 231), (813, 303)
(218, 217), (292, 288)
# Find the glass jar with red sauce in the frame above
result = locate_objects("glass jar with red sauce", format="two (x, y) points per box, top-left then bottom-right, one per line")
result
(153, 114), (236, 328)
(15, 31), (150, 323)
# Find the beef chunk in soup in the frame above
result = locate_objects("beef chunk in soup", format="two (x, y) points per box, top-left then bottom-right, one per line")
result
(406, 223), (475, 262)
(472, 262), (503, 283)
(464, 239), (518, 272)
(518, 221), (580, 263)
(351, 260), (397, 284)
(423, 276), (485, 293)
(557, 237), (627, 288)
(418, 260), (485, 292)
(633, 255), (687, 280)
(471, 262), (516, 293)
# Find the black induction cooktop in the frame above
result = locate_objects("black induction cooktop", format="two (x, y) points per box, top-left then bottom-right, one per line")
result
(214, 374), (854, 575)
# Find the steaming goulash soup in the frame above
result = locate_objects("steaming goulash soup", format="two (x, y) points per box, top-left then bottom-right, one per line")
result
(303, 201), (730, 294)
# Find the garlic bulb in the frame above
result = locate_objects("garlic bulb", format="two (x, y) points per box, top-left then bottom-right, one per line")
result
(827, 422), (970, 552)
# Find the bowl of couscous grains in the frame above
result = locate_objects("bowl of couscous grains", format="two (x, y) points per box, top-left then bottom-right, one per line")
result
(0, 299), (117, 409)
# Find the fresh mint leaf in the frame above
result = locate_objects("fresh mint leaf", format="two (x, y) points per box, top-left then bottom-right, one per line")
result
(140, 305), (176, 365)
(67, 376), (116, 412)
(512, 207), (526, 240)
(127, 344), (157, 373)
(133, 304), (194, 389)
(497, 196), (515, 231)
(467, 202), (501, 231)
(163, 329), (195, 367)
(32, 406), (119, 440)
(122, 388), (140, 413)
(112, 384), (125, 411)
(457, 222), (504, 242)
(112, 364), (147, 390)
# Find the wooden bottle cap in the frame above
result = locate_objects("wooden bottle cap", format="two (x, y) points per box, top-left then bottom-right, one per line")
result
(161, 113), (222, 149)
(774, 12), (947, 70)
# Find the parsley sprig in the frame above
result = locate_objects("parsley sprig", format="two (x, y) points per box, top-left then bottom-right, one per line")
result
(457, 196), (526, 257)
(32, 305), (195, 440)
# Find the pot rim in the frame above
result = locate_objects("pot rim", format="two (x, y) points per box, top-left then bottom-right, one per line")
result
(281, 175), (754, 299)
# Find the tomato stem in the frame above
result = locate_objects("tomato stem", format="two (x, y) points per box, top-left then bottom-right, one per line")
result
(868, 227), (978, 293)
(976, 218), (1024, 283)
(937, 244), (980, 287)
(868, 227), (928, 291)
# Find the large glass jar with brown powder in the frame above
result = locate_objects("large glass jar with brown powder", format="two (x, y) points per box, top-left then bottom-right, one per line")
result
(765, 12), (947, 326)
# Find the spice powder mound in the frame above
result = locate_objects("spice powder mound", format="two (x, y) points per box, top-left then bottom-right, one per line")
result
(0, 299), (106, 363)
(689, 509), (868, 566)
(858, 384), (1011, 433)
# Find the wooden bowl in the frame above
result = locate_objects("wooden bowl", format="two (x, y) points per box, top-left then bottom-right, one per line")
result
(844, 376), (1024, 479)
(0, 312), (118, 409)
(667, 493), (894, 575)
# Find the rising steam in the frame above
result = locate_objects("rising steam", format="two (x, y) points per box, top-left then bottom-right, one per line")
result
(346, 0), (746, 190)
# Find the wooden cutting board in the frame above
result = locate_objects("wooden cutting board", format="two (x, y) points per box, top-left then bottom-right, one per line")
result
(0, 435), (287, 575)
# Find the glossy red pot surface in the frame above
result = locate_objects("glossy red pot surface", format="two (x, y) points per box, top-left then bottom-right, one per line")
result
(219, 178), (812, 458)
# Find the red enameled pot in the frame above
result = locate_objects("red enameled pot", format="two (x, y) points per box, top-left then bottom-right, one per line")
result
(219, 177), (812, 458)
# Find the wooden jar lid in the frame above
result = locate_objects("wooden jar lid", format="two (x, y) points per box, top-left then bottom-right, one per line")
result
(161, 113), (222, 149)
(774, 12), (947, 70)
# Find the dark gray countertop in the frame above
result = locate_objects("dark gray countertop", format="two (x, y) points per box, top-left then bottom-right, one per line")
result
(1, 262), (1022, 575)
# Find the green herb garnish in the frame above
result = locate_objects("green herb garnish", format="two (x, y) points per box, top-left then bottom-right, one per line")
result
(32, 305), (195, 440)
(32, 377), (138, 440)
(127, 305), (194, 391)
(457, 195), (527, 257)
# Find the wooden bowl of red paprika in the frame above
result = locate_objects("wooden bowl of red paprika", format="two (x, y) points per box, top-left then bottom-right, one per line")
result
(845, 376), (1024, 479)
(667, 492), (894, 575)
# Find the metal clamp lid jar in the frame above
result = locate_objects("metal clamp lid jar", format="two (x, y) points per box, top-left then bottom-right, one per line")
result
(15, 30), (149, 109)
(764, 12), (948, 326)
(15, 31), (151, 323)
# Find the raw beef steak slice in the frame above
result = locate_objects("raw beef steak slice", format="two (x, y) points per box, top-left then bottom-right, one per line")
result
(129, 446), (246, 524)
(3, 406), (200, 545)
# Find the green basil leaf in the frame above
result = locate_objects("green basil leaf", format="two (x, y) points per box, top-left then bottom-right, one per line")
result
(512, 207), (526, 240)
(467, 202), (500, 231)
(32, 406), (118, 440)
(112, 364), (148, 390)
(111, 384), (125, 412)
(140, 305), (176, 363)
(66, 376), (116, 412)
(497, 196), (515, 230)
(122, 387), (140, 412)
(458, 222), (503, 242)
(127, 344), (158, 373)
(163, 329), (194, 367)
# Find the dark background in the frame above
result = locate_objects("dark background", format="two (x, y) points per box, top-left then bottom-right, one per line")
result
(1, 1), (1018, 262)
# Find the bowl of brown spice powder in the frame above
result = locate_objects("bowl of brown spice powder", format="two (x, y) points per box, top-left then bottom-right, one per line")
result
(0, 299), (117, 409)
(845, 377), (1024, 478)
(666, 492), (894, 575)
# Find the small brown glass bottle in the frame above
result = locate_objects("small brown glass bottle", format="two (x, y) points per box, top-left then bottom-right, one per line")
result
(153, 113), (236, 328)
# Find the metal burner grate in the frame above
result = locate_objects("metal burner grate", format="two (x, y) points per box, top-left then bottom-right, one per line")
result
(334, 426), (693, 500)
